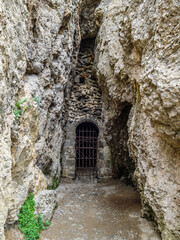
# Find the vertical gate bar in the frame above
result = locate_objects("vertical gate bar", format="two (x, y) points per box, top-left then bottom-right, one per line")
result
(81, 126), (82, 169)
(93, 128), (94, 168)
(85, 125), (86, 169)
(89, 125), (90, 169)
(90, 127), (91, 169)
(82, 126), (84, 168)
(84, 125), (86, 169)
(90, 127), (92, 177)
(78, 127), (79, 169)
(79, 126), (80, 168)
(88, 125), (91, 175)
(88, 125), (91, 172)
(95, 130), (98, 168)
(81, 126), (82, 168)
(85, 125), (86, 168)
(87, 125), (88, 174)
(89, 125), (90, 173)
(88, 125), (89, 169)
(95, 133), (96, 172)
(91, 126), (92, 168)
(92, 126), (93, 168)
(84, 127), (86, 168)
(86, 124), (87, 168)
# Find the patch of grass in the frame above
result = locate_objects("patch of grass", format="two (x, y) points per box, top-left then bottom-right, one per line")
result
(18, 193), (50, 240)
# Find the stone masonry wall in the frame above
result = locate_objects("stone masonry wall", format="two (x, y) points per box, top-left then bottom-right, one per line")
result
(62, 38), (112, 179)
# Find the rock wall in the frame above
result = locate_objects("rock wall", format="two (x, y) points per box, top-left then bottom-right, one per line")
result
(0, 1), (29, 238)
(27, 0), (81, 184)
(0, 0), (179, 239)
(0, 0), (81, 238)
(95, 0), (180, 239)
(80, 0), (101, 39)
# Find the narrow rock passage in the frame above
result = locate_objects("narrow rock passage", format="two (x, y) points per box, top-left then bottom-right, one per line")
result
(40, 180), (160, 240)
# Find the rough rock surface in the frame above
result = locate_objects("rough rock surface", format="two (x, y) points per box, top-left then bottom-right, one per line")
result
(27, 0), (81, 185)
(0, 0), (179, 239)
(0, 0), (81, 238)
(80, 0), (101, 39)
(34, 190), (57, 222)
(4, 226), (24, 240)
(95, 0), (180, 239)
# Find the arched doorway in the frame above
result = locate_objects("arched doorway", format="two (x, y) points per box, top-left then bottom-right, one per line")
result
(75, 122), (99, 178)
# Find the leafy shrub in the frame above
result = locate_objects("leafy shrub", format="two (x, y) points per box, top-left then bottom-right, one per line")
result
(18, 193), (50, 240)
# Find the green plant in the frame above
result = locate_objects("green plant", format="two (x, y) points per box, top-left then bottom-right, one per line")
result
(13, 98), (29, 121)
(47, 175), (59, 190)
(33, 96), (40, 106)
(109, 152), (115, 168)
(47, 170), (59, 190)
(44, 221), (51, 226)
(18, 193), (50, 240)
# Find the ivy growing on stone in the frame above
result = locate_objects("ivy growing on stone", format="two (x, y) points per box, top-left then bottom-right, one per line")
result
(18, 193), (51, 240)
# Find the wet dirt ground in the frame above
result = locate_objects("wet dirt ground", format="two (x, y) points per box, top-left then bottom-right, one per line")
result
(40, 179), (161, 240)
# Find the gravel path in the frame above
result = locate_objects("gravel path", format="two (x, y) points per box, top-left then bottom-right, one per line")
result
(40, 180), (161, 240)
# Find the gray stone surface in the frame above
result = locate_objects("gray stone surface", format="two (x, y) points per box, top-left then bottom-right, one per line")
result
(0, 0), (81, 238)
(34, 190), (57, 222)
(95, 0), (180, 239)
(80, 0), (101, 39)
(0, 0), (179, 239)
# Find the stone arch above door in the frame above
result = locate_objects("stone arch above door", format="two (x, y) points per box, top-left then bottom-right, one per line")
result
(62, 117), (112, 179)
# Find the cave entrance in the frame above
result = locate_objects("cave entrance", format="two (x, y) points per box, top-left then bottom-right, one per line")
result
(75, 122), (99, 178)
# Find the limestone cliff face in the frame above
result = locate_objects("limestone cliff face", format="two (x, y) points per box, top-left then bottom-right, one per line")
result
(0, 0), (81, 239)
(95, 0), (180, 239)
(0, 1), (29, 238)
(0, 0), (179, 239)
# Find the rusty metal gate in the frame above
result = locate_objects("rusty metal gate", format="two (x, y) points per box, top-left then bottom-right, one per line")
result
(75, 122), (98, 178)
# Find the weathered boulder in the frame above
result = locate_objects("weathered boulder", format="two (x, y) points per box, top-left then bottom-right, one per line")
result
(34, 190), (57, 222)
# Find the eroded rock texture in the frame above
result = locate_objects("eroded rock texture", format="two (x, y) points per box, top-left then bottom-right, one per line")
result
(80, 0), (101, 39)
(0, 0), (81, 238)
(0, 0), (179, 239)
(34, 190), (57, 222)
(95, 0), (180, 239)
